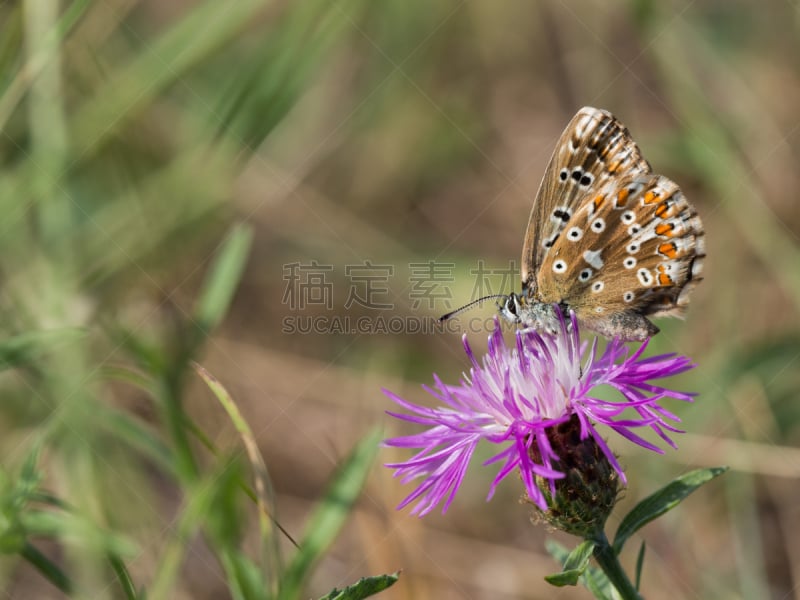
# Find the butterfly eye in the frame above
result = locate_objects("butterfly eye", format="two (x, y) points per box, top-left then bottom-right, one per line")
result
(623, 257), (637, 269)
(621, 210), (636, 224)
(591, 281), (605, 293)
(504, 296), (517, 315)
(579, 173), (594, 187)
(626, 241), (640, 254)
(579, 268), (593, 281)
(552, 260), (567, 273)
(559, 168), (569, 182)
(623, 291), (635, 303)
(591, 218), (606, 233)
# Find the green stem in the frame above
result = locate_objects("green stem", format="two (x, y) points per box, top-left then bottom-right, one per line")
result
(591, 530), (641, 600)
(160, 375), (199, 481)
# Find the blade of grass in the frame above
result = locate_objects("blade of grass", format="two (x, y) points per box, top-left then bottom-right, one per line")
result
(193, 224), (253, 336)
(0, 0), (91, 134)
(0, 328), (86, 371)
(148, 468), (223, 600)
(279, 428), (381, 600)
(194, 362), (281, 594)
(20, 542), (73, 595)
(24, 0), (70, 246)
(70, 0), (268, 161)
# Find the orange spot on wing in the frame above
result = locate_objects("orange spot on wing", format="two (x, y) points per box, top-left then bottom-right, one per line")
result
(643, 190), (660, 204)
(593, 194), (605, 211)
(655, 222), (674, 236)
(655, 201), (671, 218)
(658, 272), (674, 286)
(657, 242), (678, 258)
(615, 188), (629, 207)
(607, 161), (620, 174)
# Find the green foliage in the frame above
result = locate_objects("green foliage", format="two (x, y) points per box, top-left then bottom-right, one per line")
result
(613, 467), (729, 554)
(0, 328), (85, 371)
(545, 468), (728, 599)
(0, 0), (794, 596)
(634, 542), (645, 591)
(279, 429), (382, 599)
(318, 573), (400, 600)
(544, 539), (595, 586)
(0, 0), (396, 595)
(546, 540), (615, 600)
(194, 225), (254, 334)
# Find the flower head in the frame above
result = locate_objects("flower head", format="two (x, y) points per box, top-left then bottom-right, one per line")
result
(383, 311), (694, 516)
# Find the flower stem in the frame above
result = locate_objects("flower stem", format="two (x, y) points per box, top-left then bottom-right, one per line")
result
(591, 530), (641, 600)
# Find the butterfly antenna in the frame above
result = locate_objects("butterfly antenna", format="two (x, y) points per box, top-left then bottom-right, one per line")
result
(438, 294), (507, 323)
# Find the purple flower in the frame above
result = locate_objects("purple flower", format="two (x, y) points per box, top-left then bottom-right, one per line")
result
(383, 312), (695, 516)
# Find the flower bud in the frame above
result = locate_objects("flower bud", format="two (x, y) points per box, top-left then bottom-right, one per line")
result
(527, 415), (621, 537)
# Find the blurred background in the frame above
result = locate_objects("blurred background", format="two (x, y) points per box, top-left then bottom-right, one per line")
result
(0, 0), (799, 598)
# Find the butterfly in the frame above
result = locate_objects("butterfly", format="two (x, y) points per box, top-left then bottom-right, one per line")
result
(498, 107), (705, 341)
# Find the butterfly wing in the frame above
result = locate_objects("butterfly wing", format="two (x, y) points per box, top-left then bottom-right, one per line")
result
(521, 107), (652, 295)
(536, 173), (705, 340)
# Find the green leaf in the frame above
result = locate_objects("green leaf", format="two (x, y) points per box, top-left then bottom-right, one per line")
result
(106, 326), (166, 376)
(98, 408), (174, 475)
(279, 429), (382, 599)
(20, 542), (73, 594)
(0, 0), (92, 134)
(544, 540), (596, 586)
(318, 573), (400, 600)
(214, 0), (367, 150)
(581, 564), (616, 600)
(194, 224), (253, 333)
(108, 553), (140, 600)
(634, 542), (645, 590)
(149, 469), (225, 600)
(613, 467), (728, 553)
(545, 540), (614, 599)
(16, 440), (43, 501)
(0, 328), (85, 370)
(19, 510), (136, 557)
(193, 362), (280, 586)
(69, 0), (268, 159)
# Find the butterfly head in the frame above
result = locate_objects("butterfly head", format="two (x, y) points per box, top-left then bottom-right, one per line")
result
(498, 292), (523, 323)
(498, 293), (563, 336)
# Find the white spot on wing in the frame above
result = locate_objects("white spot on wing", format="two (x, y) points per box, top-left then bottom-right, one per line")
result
(637, 268), (654, 286)
(583, 249), (604, 269)
(567, 227), (583, 241)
